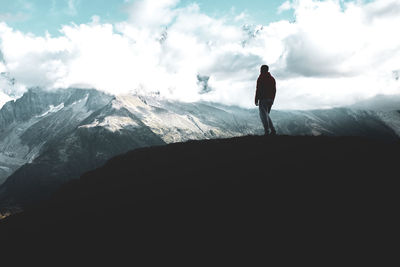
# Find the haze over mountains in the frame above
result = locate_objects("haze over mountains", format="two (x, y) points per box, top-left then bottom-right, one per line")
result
(0, 87), (399, 210)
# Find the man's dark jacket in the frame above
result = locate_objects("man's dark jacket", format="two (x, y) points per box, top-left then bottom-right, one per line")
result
(255, 72), (276, 102)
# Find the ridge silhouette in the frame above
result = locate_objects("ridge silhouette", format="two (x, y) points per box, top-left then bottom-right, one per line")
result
(1, 135), (398, 265)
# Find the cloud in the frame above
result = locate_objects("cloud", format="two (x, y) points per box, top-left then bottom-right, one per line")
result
(0, 12), (30, 23)
(364, 0), (400, 20)
(0, 89), (12, 107)
(66, 0), (79, 16)
(234, 12), (248, 22)
(0, 0), (399, 110)
(127, 0), (180, 29)
(278, 1), (292, 14)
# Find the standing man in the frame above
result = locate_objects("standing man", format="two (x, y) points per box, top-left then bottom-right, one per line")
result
(255, 65), (277, 136)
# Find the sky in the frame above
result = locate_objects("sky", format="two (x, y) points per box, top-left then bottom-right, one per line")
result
(0, 0), (399, 110)
(0, 0), (294, 36)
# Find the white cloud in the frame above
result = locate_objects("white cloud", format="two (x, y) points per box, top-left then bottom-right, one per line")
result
(278, 1), (292, 14)
(66, 0), (78, 16)
(91, 15), (101, 24)
(0, 0), (399, 110)
(0, 90), (12, 107)
(234, 12), (248, 22)
(127, 0), (180, 29)
(0, 12), (30, 23)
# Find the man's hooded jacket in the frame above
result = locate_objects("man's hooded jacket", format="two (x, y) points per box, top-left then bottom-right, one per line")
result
(255, 72), (276, 102)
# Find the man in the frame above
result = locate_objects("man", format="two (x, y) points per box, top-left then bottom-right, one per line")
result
(255, 65), (277, 136)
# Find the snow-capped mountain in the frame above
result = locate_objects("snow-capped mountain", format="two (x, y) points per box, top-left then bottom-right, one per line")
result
(0, 88), (261, 207)
(0, 88), (398, 208)
(0, 88), (114, 185)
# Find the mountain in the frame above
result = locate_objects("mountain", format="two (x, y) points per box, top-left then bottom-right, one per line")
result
(0, 88), (114, 185)
(0, 135), (398, 265)
(0, 88), (260, 208)
(275, 107), (400, 138)
(0, 89), (167, 206)
(349, 94), (400, 111)
(0, 88), (399, 210)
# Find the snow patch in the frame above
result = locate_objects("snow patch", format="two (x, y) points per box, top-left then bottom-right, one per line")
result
(70, 94), (89, 106)
(112, 95), (148, 112)
(79, 116), (139, 132)
(36, 103), (64, 117)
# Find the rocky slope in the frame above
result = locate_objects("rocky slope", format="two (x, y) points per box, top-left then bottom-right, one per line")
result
(0, 88), (114, 185)
(0, 89), (260, 207)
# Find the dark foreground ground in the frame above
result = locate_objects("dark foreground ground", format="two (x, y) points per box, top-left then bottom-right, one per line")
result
(0, 135), (399, 265)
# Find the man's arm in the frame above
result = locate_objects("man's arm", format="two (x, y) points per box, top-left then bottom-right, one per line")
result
(255, 79), (260, 106)
(272, 78), (276, 102)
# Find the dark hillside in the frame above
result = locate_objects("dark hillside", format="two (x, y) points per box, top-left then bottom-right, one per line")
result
(1, 135), (399, 265)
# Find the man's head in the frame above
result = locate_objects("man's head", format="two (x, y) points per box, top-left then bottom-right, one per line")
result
(260, 65), (269, 74)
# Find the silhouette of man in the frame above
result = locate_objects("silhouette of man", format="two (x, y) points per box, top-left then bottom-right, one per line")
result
(255, 65), (277, 135)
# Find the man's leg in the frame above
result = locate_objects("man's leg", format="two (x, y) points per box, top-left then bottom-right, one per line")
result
(259, 100), (270, 135)
(266, 100), (276, 134)
(267, 116), (276, 134)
